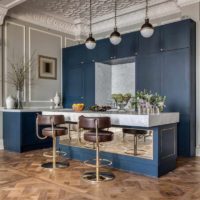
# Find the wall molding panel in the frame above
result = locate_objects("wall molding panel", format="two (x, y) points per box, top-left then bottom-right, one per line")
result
(28, 27), (63, 103)
(4, 21), (26, 102)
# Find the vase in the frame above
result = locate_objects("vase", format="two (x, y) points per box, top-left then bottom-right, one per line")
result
(6, 96), (15, 109)
(53, 92), (60, 108)
(16, 90), (23, 109)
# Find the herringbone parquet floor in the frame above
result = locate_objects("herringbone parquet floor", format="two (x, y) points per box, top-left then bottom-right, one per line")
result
(0, 149), (200, 200)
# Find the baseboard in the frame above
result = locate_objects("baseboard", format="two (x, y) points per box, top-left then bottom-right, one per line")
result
(0, 139), (4, 150)
(196, 146), (200, 157)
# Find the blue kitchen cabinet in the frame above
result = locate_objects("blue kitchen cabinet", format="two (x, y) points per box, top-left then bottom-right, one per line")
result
(96, 38), (115, 62)
(63, 63), (95, 108)
(161, 48), (196, 156)
(161, 49), (190, 114)
(138, 26), (161, 54)
(63, 64), (84, 108)
(3, 111), (52, 153)
(160, 19), (191, 51)
(83, 63), (95, 108)
(116, 31), (139, 58)
(63, 45), (86, 66)
(136, 53), (162, 93)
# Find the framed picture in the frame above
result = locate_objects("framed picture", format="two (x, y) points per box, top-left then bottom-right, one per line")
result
(38, 55), (57, 80)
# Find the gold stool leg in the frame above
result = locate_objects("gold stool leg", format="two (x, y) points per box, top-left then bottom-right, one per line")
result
(82, 142), (115, 183)
(53, 136), (56, 168)
(41, 136), (69, 169)
(134, 134), (138, 156)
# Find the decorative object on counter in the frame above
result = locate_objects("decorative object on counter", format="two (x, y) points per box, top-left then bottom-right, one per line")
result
(140, 0), (154, 38)
(89, 105), (111, 112)
(5, 54), (35, 109)
(131, 90), (166, 114)
(38, 55), (57, 80)
(110, 0), (121, 45)
(72, 103), (84, 111)
(112, 93), (132, 111)
(85, 0), (96, 50)
(5, 96), (15, 109)
(53, 92), (60, 108)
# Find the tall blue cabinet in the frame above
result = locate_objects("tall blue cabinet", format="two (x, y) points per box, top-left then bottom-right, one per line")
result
(62, 19), (196, 157)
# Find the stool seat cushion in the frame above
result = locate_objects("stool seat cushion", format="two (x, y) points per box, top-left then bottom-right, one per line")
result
(123, 128), (147, 135)
(42, 127), (67, 137)
(84, 131), (113, 143)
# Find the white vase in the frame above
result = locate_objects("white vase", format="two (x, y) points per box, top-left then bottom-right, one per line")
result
(6, 96), (15, 109)
(54, 92), (60, 108)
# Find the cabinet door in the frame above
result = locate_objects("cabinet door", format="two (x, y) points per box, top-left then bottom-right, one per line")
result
(83, 63), (95, 108)
(116, 31), (139, 58)
(63, 64), (84, 108)
(96, 38), (115, 62)
(136, 53), (161, 93)
(63, 45), (86, 66)
(138, 26), (161, 55)
(161, 49), (190, 114)
(161, 20), (191, 51)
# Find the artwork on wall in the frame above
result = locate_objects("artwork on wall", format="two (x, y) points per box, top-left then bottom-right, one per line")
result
(38, 55), (57, 80)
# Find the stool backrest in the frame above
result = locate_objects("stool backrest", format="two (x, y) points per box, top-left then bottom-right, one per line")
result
(79, 115), (111, 129)
(36, 114), (65, 126)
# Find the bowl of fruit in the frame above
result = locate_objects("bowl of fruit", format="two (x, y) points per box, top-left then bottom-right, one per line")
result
(72, 103), (84, 111)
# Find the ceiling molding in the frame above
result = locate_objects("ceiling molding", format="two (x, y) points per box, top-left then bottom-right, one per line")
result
(0, 0), (26, 25)
(0, 7), (8, 24)
(6, 0), (198, 38)
(177, 0), (200, 7)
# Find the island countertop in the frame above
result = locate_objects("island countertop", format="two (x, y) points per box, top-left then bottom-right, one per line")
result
(42, 109), (180, 128)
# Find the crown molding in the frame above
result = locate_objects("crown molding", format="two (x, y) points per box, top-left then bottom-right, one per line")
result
(177, 0), (200, 7)
(0, 7), (8, 25)
(7, 0), (198, 38)
(0, 0), (26, 25)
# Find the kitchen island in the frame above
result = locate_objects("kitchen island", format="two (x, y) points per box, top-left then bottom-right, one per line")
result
(43, 110), (179, 177)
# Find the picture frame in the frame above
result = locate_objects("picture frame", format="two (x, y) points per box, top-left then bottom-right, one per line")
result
(38, 55), (57, 80)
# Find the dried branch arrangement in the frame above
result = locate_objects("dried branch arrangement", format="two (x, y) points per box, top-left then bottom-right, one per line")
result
(6, 55), (35, 91)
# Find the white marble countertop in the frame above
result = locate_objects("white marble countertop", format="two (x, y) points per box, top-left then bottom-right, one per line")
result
(43, 109), (180, 128)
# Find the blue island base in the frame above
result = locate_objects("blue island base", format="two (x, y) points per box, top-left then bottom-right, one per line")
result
(59, 123), (177, 177)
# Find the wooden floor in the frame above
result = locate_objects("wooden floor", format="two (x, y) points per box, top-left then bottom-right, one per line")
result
(0, 150), (200, 200)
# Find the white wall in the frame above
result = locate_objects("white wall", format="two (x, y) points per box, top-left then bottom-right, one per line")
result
(112, 63), (135, 95)
(95, 62), (135, 105)
(95, 63), (112, 105)
(2, 17), (78, 108)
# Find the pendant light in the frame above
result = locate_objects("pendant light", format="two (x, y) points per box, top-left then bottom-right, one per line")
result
(110, 0), (121, 45)
(85, 0), (96, 50)
(140, 0), (154, 38)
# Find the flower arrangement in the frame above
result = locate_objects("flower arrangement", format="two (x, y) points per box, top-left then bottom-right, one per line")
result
(131, 90), (166, 113)
(112, 93), (132, 110)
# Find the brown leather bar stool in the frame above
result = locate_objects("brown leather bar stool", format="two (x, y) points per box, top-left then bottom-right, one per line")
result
(79, 115), (115, 183)
(123, 128), (147, 155)
(36, 114), (69, 169)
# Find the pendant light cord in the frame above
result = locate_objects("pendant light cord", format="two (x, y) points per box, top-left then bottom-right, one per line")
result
(89, 0), (92, 34)
(114, 0), (117, 28)
(145, 0), (148, 20)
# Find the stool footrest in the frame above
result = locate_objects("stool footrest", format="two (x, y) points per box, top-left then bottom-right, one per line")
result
(41, 161), (69, 169)
(83, 158), (112, 168)
(43, 151), (67, 158)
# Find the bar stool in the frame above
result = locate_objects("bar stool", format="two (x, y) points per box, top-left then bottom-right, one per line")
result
(36, 114), (69, 169)
(79, 115), (115, 183)
(123, 128), (147, 155)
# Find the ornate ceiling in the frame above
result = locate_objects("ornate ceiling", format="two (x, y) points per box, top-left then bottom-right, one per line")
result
(0, 0), (199, 39)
